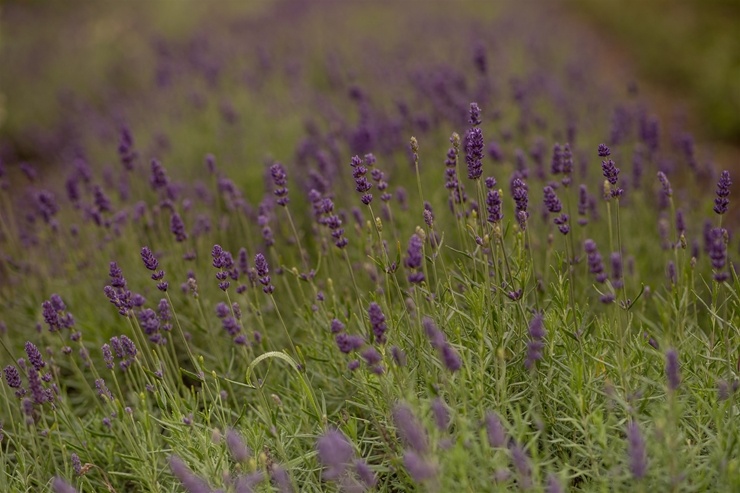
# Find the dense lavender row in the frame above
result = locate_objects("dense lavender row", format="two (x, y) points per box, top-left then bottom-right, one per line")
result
(0, 1), (738, 492)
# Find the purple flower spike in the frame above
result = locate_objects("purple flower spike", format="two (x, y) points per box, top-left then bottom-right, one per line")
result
(485, 412), (507, 448)
(403, 450), (437, 483)
(584, 240), (607, 283)
(170, 213), (187, 242)
(52, 477), (78, 493)
(25, 342), (45, 371)
(525, 313), (546, 370)
(140, 247), (159, 271)
(597, 143), (611, 157)
(543, 186), (562, 213)
(626, 421), (647, 480)
(316, 428), (354, 480)
(469, 102), (482, 126)
(392, 403), (428, 454)
(465, 127), (484, 180)
(226, 428), (251, 463)
(431, 398), (450, 431)
(169, 455), (212, 493)
(254, 253), (274, 294)
(270, 163), (290, 207)
(714, 170), (731, 215)
(708, 227), (728, 282)
(368, 302), (387, 345)
(486, 189), (502, 223)
(150, 159), (169, 191)
(404, 234), (425, 284)
(3, 365), (23, 392)
(657, 171), (672, 198)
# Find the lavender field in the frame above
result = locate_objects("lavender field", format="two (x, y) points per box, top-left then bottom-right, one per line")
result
(0, 1), (738, 492)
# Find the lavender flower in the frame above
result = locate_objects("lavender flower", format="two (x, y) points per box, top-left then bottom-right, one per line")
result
(611, 252), (623, 288)
(330, 319), (345, 334)
(355, 460), (377, 488)
(512, 178), (529, 229)
(270, 163), (289, 206)
(350, 155), (373, 204)
(226, 428), (251, 463)
(708, 227), (728, 282)
(118, 126), (137, 171)
(657, 171), (672, 198)
(713, 170), (731, 215)
(25, 342), (45, 371)
(52, 477), (78, 493)
(170, 213), (187, 242)
(525, 313), (546, 370)
(254, 253), (274, 294)
(561, 144), (573, 186)
(102, 344), (114, 370)
(316, 428), (354, 480)
(392, 403), (428, 453)
(543, 186), (562, 213)
(584, 240), (607, 283)
(3, 365), (23, 395)
(626, 421), (647, 480)
(465, 127), (484, 180)
(485, 412), (507, 448)
(486, 189), (502, 224)
(550, 143), (562, 175)
(71, 453), (82, 475)
(599, 144), (623, 198)
(665, 349), (680, 391)
(431, 398), (450, 431)
(335, 334), (364, 354)
(403, 450), (437, 483)
(150, 159), (169, 190)
(169, 455), (212, 493)
(510, 444), (532, 489)
(440, 344), (462, 372)
(404, 234), (425, 284)
(368, 302), (387, 345)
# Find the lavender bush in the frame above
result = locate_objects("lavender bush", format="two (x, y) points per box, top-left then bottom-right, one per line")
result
(0, 1), (738, 492)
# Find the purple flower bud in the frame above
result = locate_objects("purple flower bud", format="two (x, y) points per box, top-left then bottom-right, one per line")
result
(52, 477), (78, 493)
(431, 398), (449, 431)
(626, 421), (647, 480)
(140, 246), (159, 272)
(150, 159), (169, 190)
(584, 240), (606, 283)
(403, 450), (437, 483)
(543, 186), (562, 213)
(25, 342), (45, 371)
(169, 455), (212, 493)
(226, 428), (251, 463)
(368, 302), (387, 345)
(525, 313), (546, 370)
(170, 213), (187, 242)
(440, 343), (462, 372)
(355, 459), (377, 488)
(335, 334), (364, 354)
(486, 189), (502, 223)
(657, 171), (672, 198)
(102, 344), (114, 369)
(316, 428), (354, 480)
(714, 170), (731, 215)
(391, 346), (407, 367)
(254, 253), (274, 294)
(485, 412), (507, 448)
(465, 127), (484, 180)
(510, 443), (532, 489)
(708, 227), (728, 282)
(71, 453), (82, 475)
(469, 102), (482, 126)
(597, 143), (611, 157)
(392, 403), (428, 454)
(270, 163), (289, 206)
(3, 365), (23, 390)
(550, 143), (563, 175)
(361, 347), (382, 366)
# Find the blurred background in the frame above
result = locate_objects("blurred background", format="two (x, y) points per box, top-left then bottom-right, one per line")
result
(1, 0), (738, 177)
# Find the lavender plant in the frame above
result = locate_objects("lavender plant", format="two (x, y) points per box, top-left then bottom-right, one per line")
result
(0, 1), (738, 492)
